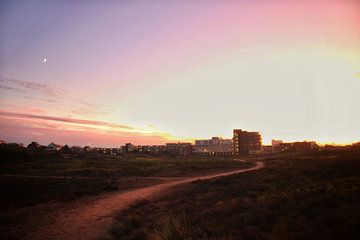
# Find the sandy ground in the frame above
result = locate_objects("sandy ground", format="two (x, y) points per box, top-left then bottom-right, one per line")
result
(5, 161), (264, 240)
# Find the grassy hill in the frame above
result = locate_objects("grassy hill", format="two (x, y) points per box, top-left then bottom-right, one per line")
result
(111, 151), (360, 240)
(0, 146), (247, 209)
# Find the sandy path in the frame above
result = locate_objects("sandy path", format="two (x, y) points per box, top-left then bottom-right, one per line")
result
(0, 174), (184, 180)
(23, 161), (264, 240)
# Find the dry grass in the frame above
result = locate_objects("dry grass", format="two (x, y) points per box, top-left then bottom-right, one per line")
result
(111, 150), (360, 240)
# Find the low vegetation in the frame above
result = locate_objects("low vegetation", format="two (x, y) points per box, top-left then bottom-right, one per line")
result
(0, 145), (244, 209)
(0, 147), (242, 178)
(111, 151), (360, 240)
(0, 145), (253, 240)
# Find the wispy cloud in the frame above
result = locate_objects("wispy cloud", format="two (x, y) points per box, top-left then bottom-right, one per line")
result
(0, 77), (111, 117)
(0, 110), (178, 146)
(0, 85), (20, 91)
(21, 95), (59, 103)
(0, 77), (63, 104)
(0, 77), (64, 97)
(71, 98), (112, 116)
(0, 111), (134, 130)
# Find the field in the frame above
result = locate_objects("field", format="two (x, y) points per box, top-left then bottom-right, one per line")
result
(0, 146), (252, 240)
(110, 151), (360, 240)
(1, 146), (360, 240)
(0, 146), (248, 209)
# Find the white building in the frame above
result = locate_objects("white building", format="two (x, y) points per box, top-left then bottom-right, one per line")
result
(194, 137), (233, 155)
(46, 142), (62, 151)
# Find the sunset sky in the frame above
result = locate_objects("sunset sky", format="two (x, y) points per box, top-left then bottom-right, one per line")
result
(0, 0), (359, 147)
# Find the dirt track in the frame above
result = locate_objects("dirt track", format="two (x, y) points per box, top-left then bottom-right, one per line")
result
(20, 161), (264, 240)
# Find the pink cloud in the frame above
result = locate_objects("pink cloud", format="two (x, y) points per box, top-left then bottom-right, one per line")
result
(0, 111), (134, 130)
(0, 111), (174, 146)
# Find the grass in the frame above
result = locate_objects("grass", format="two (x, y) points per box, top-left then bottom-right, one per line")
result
(0, 146), (244, 209)
(0, 148), (242, 178)
(0, 146), (251, 240)
(111, 150), (360, 240)
(0, 176), (119, 208)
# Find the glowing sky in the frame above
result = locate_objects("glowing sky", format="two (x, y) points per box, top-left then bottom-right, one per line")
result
(0, 0), (359, 146)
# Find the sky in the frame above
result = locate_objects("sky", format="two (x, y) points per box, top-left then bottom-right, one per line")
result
(0, 0), (359, 147)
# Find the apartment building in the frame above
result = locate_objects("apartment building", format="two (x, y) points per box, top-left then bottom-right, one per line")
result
(233, 129), (262, 155)
(165, 142), (193, 155)
(193, 137), (233, 156)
